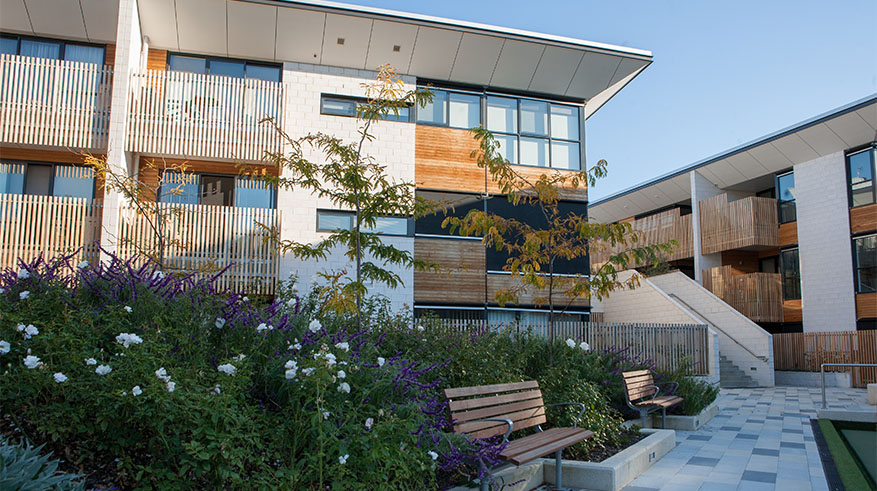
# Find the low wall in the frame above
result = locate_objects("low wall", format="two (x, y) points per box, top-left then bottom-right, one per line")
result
(775, 370), (852, 388)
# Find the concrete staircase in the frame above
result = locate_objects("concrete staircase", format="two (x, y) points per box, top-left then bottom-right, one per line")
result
(720, 355), (758, 388)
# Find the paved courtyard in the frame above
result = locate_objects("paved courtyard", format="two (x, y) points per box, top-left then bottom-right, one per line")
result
(621, 386), (871, 491)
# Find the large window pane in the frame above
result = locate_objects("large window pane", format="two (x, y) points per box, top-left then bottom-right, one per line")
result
(519, 137), (548, 166)
(52, 165), (94, 199)
(317, 211), (353, 232)
(520, 100), (548, 136)
(201, 175), (235, 206)
(551, 141), (580, 170)
(1, 37), (19, 55)
(366, 217), (410, 236)
(20, 39), (60, 60)
(780, 248), (801, 300)
(550, 104), (579, 140)
(777, 172), (796, 223)
(234, 176), (275, 209)
(486, 97), (517, 134)
(382, 105), (410, 122)
(245, 64), (281, 82)
(168, 55), (207, 74)
(159, 171), (199, 205)
(24, 164), (51, 196)
(0, 163), (25, 194)
(855, 236), (877, 293)
(64, 44), (104, 64)
(415, 191), (483, 237)
(322, 96), (358, 117)
(849, 148), (875, 207)
(417, 90), (447, 125)
(494, 134), (518, 164)
(209, 60), (245, 78)
(448, 93), (480, 129)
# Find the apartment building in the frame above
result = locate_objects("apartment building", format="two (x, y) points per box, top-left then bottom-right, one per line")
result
(590, 96), (877, 333)
(0, 0), (651, 320)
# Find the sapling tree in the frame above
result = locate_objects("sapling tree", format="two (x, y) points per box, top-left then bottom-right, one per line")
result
(261, 66), (439, 327)
(443, 128), (676, 362)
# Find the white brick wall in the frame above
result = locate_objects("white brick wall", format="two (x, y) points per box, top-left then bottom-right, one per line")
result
(794, 151), (857, 332)
(277, 63), (416, 311)
(599, 271), (702, 325)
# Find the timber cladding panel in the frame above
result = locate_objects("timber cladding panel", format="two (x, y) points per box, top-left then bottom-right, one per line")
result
(857, 293), (877, 320)
(698, 193), (779, 254)
(702, 265), (783, 323)
(487, 273), (590, 308)
(146, 48), (168, 71)
(589, 208), (693, 267)
(414, 237), (486, 304)
(779, 221), (797, 246)
(783, 299), (802, 323)
(414, 125), (587, 201)
(850, 204), (877, 235)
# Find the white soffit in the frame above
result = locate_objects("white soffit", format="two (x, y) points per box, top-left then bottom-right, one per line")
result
(227, 1), (276, 60)
(25, 0), (88, 40)
(365, 20), (417, 72)
(0, 0), (31, 33)
(132, 0), (651, 108)
(797, 123), (848, 156)
(138, 0), (177, 49)
(824, 111), (875, 148)
(321, 13), (372, 68)
(176, 0), (228, 56)
(771, 133), (820, 164)
(274, 7), (324, 63)
(81, 0), (119, 42)
(745, 144), (793, 174)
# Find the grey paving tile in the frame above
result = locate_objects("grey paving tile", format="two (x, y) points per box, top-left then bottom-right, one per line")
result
(741, 470), (777, 483)
(752, 448), (780, 457)
(736, 433), (759, 440)
(687, 457), (720, 467)
(779, 441), (805, 449)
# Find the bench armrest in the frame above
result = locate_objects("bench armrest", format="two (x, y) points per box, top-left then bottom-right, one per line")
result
(625, 385), (661, 410)
(465, 418), (514, 443)
(665, 381), (679, 394)
(543, 402), (586, 428)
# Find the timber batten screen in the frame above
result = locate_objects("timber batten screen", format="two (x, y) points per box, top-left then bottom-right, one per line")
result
(0, 54), (112, 150)
(126, 70), (285, 162)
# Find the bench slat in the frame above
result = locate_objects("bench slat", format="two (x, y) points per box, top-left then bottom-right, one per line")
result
(501, 428), (578, 457)
(448, 389), (543, 412)
(627, 386), (658, 400)
(637, 396), (683, 408)
(624, 379), (656, 390)
(622, 369), (652, 378)
(502, 428), (594, 465)
(451, 396), (545, 424)
(454, 406), (546, 434)
(444, 380), (539, 399)
(467, 414), (548, 439)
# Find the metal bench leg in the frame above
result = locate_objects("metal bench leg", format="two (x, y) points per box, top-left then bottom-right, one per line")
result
(555, 449), (562, 490)
(662, 407), (667, 429)
(480, 478), (488, 491)
(640, 408), (649, 428)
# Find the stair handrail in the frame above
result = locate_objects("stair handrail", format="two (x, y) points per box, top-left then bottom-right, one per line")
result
(667, 293), (769, 363)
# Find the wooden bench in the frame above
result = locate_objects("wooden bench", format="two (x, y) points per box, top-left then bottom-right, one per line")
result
(621, 370), (683, 428)
(444, 381), (593, 491)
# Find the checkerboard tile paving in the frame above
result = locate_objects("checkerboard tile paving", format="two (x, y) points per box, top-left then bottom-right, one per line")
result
(619, 386), (869, 491)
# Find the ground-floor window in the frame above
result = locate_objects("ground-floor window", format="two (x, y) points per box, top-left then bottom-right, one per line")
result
(0, 161), (94, 199)
(779, 248), (801, 301)
(853, 234), (876, 293)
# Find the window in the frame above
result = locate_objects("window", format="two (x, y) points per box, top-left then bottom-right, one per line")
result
(320, 95), (411, 122)
(776, 172), (796, 223)
(848, 144), (876, 208)
(853, 235), (876, 293)
(316, 210), (412, 236)
(486, 97), (581, 169)
(167, 54), (280, 82)
(780, 248), (801, 300)
(415, 191), (484, 238)
(0, 35), (104, 64)
(158, 172), (275, 208)
(0, 161), (94, 199)
(417, 89), (480, 129)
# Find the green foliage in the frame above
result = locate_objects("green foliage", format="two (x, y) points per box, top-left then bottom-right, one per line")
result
(0, 437), (84, 490)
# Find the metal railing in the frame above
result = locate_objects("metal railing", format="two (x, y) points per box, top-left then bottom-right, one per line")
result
(820, 363), (877, 409)
(668, 293), (768, 362)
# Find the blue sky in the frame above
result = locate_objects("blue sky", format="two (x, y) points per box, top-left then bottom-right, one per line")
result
(339, 0), (877, 200)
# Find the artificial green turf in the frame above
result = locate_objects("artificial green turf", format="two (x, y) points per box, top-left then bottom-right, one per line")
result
(817, 419), (875, 491)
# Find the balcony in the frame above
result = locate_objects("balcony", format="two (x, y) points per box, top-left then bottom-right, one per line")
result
(0, 193), (102, 269)
(117, 203), (280, 295)
(698, 194), (778, 254)
(702, 265), (783, 323)
(127, 70), (285, 162)
(0, 54), (113, 150)
(590, 208), (693, 268)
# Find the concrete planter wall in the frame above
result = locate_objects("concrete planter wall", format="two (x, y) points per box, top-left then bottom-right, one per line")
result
(449, 429), (675, 491)
(621, 400), (719, 432)
(775, 370), (852, 388)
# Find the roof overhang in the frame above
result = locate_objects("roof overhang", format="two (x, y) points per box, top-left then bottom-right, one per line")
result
(0, 0), (119, 44)
(589, 95), (877, 223)
(133, 0), (651, 114)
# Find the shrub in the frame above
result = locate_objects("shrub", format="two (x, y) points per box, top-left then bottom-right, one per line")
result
(0, 437), (84, 490)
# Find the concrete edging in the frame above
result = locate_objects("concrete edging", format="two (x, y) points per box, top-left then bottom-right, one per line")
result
(450, 428), (676, 491)
(621, 400), (719, 432)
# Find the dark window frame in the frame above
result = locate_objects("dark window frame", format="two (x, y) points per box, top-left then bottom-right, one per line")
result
(319, 94), (412, 122)
(776, 170), (797, 224)
(157, 170), (277, 209)
(0, 160), (96, 199)
(165, 52), (281, 82)
(315, 209), (413, 237)
(779, 247), (801, 301)
(852, 233), (877, 294)
(845, 143), (877, 209)
(0, 33), (106, 64)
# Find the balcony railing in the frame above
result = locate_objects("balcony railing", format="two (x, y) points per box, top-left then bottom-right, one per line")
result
(0, 54), (113, 150)
(590, 208), (693, 268)
(699, 194), (779, 254)
(702, 265), (783, 323)
(117, 203), (280, 295)
(0, 193), (102, 269)
(127, 70), (285, 162)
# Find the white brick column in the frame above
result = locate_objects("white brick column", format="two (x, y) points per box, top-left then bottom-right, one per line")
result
(794, 151), (857, 332)
(690, 170), (723, 283)
(99, 0), (142, 261)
